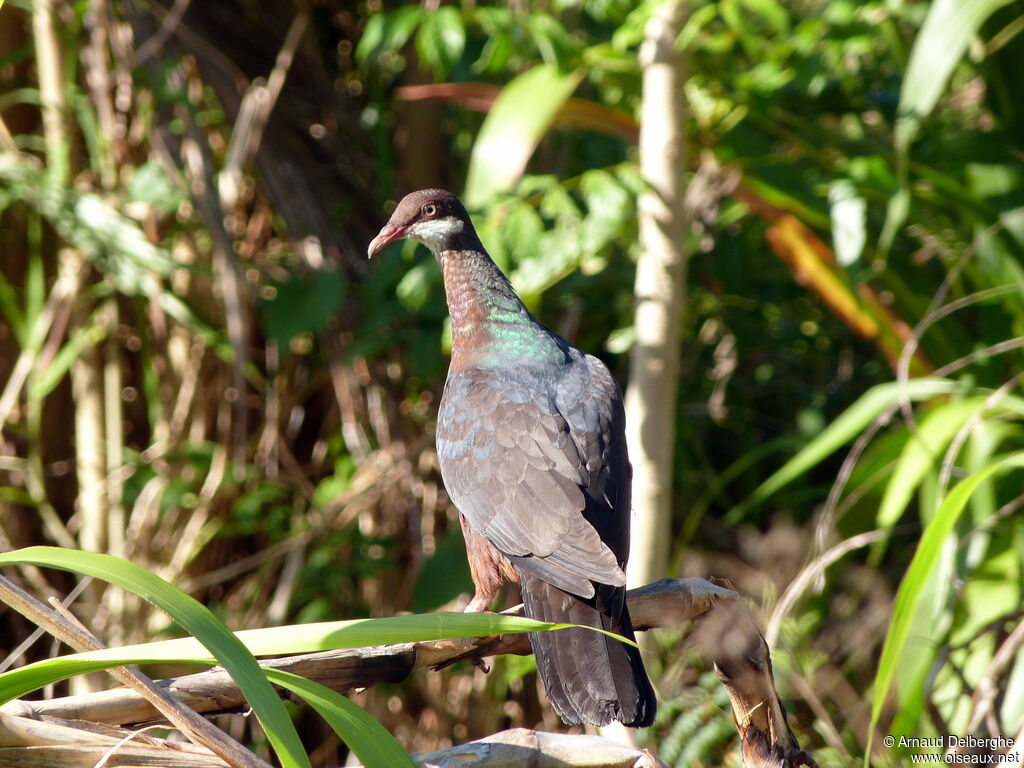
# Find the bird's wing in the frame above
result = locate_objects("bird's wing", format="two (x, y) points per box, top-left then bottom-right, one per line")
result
(553, 353), (633, 566)
(436, 358), (628, 597)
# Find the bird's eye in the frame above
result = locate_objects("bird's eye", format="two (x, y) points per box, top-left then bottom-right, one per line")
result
(422, 203), (437, 217)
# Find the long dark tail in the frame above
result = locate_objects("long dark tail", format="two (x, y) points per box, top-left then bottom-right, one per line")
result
(517, 570), (657, 727)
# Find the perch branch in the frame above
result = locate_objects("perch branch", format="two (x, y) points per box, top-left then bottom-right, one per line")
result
(3, 579), (730, 727)
(409, 728), (668, 768)
(2, 577), (817, 766)
(693, 578), (819, 768)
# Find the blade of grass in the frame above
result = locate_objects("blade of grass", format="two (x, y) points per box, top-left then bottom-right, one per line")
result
(871, 397), (989, 561)
(2, 611), (569, 675)
(865, 451), (1024, 764)
(0, 546), (311, 768)
(27, 311), (107, 401)
(895, 0), (1015, 156)
(266, 670), (418, 768)
(0, 581), (629, 703)
(732, 378), (958, 519)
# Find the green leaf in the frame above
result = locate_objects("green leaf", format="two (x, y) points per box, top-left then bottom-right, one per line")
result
(875, 397), (988, 532)
(266, 670), (418, 768)
(865, 452), (1024, 765)
(416, 7), (465, 79)
(579, 169), (632, 254)
(127, 161), (185, 215)
(396, 260), (439, 312)
(502, 199), (544, 268)
(738, 379), (959, 515)
(465, 64), (584, 208)
(260, 268), (346, 350)
(878, 186), (910, 258)
(526, 13), (577, 67)
(25, 247), (44, 337)
(27, 318), (107, 401)
(355, 6), (424, 65)
(472, 7), (514, 73)
(0, 270), (25, 345)
(35, 612), (576, 666)
(738, 0), (789, 35)
(895, 0), (1014, 156)
(0, 604), (586, 706)
(0, 547), (311, 768)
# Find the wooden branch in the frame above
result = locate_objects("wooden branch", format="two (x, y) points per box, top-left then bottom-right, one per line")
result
(2, 577), (818, 767)
(2, 578), (732, 727)
(411, 728), (669, 768)
(693, 578), (819, 768)
(0, 743), (228, 767)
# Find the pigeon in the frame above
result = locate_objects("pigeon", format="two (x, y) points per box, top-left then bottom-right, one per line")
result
(369, 189), (656, 727)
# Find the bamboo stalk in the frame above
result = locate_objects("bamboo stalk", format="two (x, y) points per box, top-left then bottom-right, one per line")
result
(624, 0), (690, 591)
(32, 0), (70, 186)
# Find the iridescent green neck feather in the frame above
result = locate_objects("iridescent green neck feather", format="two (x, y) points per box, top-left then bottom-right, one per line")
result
(439, 248), (566, 371)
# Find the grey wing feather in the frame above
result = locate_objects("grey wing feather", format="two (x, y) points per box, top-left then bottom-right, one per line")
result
(437, 359), (627, 596)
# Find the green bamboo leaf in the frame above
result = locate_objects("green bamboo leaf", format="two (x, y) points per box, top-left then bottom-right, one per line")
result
(17, 611), (567, 669)
(355, 6), (423, 64)
(0, 596), (622, 705)
(266, 670), (418, 768)
(895, 0), (1014, 156)
(865, 452), (1024, 765)
(27, 319), (106, 402)
(416, 6), (465, 79)
(25, 248), (44, 336)
(0, 270), (25, 345)
(464, 64), (584, 209)
(0, 547), (311, 768)
(739, 379), (959, 513)
(875, 397), (988, 532)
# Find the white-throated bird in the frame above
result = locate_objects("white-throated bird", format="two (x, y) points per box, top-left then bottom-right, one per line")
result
(369, 189), (656, 727)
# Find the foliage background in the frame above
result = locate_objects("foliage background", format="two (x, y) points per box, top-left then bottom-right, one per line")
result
(1, 0), (1022, 766)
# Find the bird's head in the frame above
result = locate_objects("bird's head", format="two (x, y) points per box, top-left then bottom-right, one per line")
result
(367, 189), (474, 258)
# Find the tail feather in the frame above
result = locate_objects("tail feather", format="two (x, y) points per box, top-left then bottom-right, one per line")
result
(517, 570), (656, 727)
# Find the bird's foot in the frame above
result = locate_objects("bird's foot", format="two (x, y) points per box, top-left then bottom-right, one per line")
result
(464, 596), (492, 613)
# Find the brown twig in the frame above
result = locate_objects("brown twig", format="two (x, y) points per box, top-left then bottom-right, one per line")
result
(0, 575), (271, 768)
(695, 578), (819, 768)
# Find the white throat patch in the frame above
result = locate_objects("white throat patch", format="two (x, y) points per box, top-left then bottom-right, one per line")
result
(409, 217), (464, 254)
